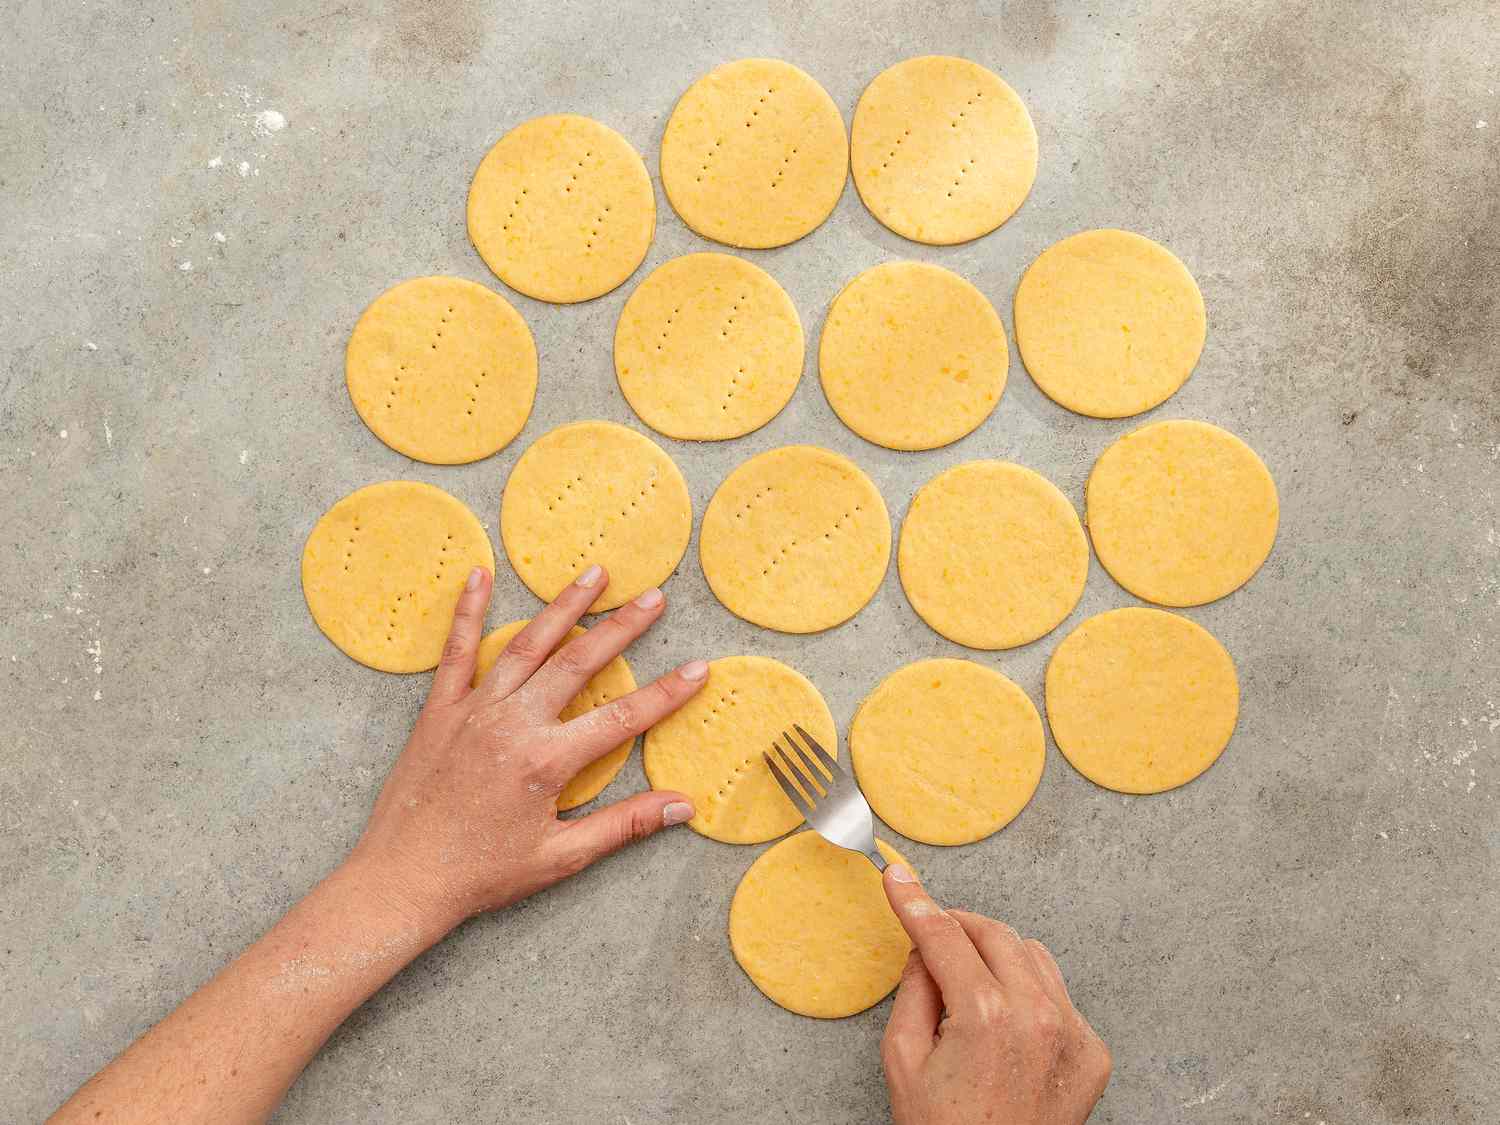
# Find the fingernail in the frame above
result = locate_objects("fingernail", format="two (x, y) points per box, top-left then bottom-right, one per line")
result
(888, 864), (918, 884)
(634, 587), (664, 609)
(575, 564), (603, 588)
(663, 801), (695, 826)
(679, 659), (709, 682)
(466, 567), (485, 591)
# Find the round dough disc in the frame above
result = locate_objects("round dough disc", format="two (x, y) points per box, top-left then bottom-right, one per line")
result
(1087, 420), (1278, 606)
(1046, 607), (1238, 794)
(346, 277), (537, 465)
(850, 659), (1044, 846)
(851, 55), (1038, 245)
(475, 622), (636, 810)
(661, 58), (848, 249)
(899, 461), (1087, 649)
(699, 446), (891, 633)
(500, 421), (692, 613)
(1014, 229), (1206, 418)
(820, 262), (1008, 450)
(468, 114), (655, 303)
(614, 253), (804, 440)
(730, 831), (913, 1018)
(301, 481), (494, 673)
(643, 655), (836, 844)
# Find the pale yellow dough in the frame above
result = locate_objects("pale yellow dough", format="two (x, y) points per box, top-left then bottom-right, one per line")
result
(345, 277), (537, 465)
(850, 659), (1044, 846)
(614, 253), (804, 440)
(899, 461), (1087, 649)
(730, 831), (913, 1018)
(851, 55), (1038, 245)
(474, 622), (635, 810)
(661, 58), (848, 249)
(820, 262), (1009, 450)
(468, 114), (655, 303)
(643, 656), (836, 844)
(301, 482), (494, 673)
(1046, 608), (1238, 794)
(1014, 229), (1206, 418)
(500, 421), (692, 613)
(699, 446), (891, 633)
(1087, 420), (1278, 606)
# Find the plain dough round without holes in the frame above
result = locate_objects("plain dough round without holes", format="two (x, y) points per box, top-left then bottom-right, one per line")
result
(614, 253), (804, 440)
(730, 831), (913, 1018)
(1046, 608), (1238, 794)
(468, 114), (655, 303)
(1014, 229), (1206, 417)
(699, 446), (891, 633)
(851, 55), (1038, 245)
(643, 656), (836, 844)
(500, 421), (692, 613)
(899, 461), (1087, 649)
(850, 659), (1044, 846)
(301, 482), (494, 673)
(475, 622), (635, 810)
(661, 58), (848, 249)
(1087, 420), (1278, 606)
(346, 277), (537, 465)
(820, 262), (1009, 450)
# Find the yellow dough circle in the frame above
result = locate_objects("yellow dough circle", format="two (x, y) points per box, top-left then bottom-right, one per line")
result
(468, 114), (655, 303)
(500, 421), (693, 613)
(851, 55), (1038, 245)
(899, 461), (1087, 649)
(345, 277), (537, 465)
(1014, 229), (1206, 418)
(1046, 608), (1238, 794)
(475, 622), (635, 810)
(614, 253), (804, 440)
(1087, 420), (1279, 607)
(301, 482), (494, 673)
(643, 656), (836, 844)
(730, 831), (913, 1018)
(820, 262), (1009, 450)
(660, 58), (848, 249)
(699, 446), (891, 633)
(850, 659), (1044, 846)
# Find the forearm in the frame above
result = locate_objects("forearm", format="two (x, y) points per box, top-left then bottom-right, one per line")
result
(51, 859), (454, 1125)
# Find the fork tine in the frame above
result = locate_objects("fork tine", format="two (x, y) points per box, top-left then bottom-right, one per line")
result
(778, 731), (829, 796)
(763, 749), (815, 820)
(792, 724), (842, 780)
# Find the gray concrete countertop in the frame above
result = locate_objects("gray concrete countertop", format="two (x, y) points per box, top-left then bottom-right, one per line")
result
(4, 2), (1497, 1122)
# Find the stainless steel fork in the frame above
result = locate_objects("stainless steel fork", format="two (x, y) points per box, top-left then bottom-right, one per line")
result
(765, 724), (887, 872)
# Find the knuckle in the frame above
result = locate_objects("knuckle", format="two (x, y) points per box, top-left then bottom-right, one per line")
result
(503, 632), (547, 665)
(549, 643), (593, 677)
(439, 635), (473, 666)
(1030, 1002), (1065, 1044)
(970, 986), (1008, 1028)
(604, 696), (643, 733)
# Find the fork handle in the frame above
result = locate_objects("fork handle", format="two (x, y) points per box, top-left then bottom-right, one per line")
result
(864, 848), (888, 873)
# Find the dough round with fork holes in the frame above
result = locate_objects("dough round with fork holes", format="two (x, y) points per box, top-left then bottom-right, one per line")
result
(851, 55), (1037, 245)
(729, 830), (913, 1018)
(643, 655), (836, 844)
(468, 114), (655, 303)
(346, 276), (537, 465)
(301, 481), (494, 673)
(500, 421), (692, 613)
(699, 445), (891, 633)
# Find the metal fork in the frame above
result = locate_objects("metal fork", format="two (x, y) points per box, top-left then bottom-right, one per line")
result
(765, 724), (886, 872)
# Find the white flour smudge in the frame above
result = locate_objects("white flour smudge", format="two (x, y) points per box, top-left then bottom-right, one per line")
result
(178, 260), (193, 272)
(239, 449), (250, 465)
(253, 109), (287, 136)
(238, 160), (250, 177)
(84, 340), (97, 351)
(103, 419), (112, 448)
(212, 231), (227, 243)
(207, 155), (224, 168)
(1182, 1080), (1229, 1108)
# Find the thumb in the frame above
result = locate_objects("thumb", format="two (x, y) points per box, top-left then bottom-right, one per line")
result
(548, 790), (696, 876)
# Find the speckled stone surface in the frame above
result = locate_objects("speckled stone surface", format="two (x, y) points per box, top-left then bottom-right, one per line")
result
(3, 2), (1497, 1122)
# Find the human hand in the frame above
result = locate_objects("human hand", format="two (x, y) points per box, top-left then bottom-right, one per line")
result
(879, 868), (1111, 1125)
(345, 564), (705, 934)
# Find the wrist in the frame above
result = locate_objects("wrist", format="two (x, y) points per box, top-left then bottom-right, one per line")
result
(331, 849), (468, 944)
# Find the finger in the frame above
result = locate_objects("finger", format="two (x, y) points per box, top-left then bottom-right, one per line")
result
(517, 587), (666, 716)
(477, 564), (606, 700)
(428, 567), (492, 705)
(881, 951), (943, 1078)
(1024, 938), (1075, 1011)
(951, 911), (1049, 1001)
(546, 789), (696, 877)
(881, 866), (996, 1005)
(549, 660), (709, 780)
